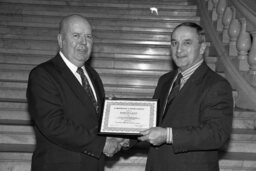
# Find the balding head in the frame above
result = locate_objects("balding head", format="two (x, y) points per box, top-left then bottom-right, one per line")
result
(59, 14), (92, 35)
(170, 22), (207, 71)
(57, 14), (93, 67)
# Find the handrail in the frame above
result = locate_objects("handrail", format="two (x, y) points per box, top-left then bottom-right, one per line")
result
(229, 0), (256, 29)
(196, 0), (256, 110)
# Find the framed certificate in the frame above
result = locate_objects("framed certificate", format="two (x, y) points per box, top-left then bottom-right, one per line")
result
(99, 99), (157, 136)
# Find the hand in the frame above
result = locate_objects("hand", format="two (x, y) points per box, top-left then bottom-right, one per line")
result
(103, 137), (122, 157)
(111, 138), (130, 148)
(138, 127), (167, 146)
(120, 138), (130, 148)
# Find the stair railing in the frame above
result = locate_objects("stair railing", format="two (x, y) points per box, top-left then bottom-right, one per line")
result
(197, 0), (256, 110)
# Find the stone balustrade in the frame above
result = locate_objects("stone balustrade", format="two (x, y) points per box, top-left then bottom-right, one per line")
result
(206, 0), (256, 87)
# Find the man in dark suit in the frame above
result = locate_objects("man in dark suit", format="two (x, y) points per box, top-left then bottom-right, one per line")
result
(138, 22), (233, 171)
(27, 14), (124, 171)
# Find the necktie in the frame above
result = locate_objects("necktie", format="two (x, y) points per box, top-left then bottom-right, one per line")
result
(161, 73), (183, 120)
(76, 67), (99, 114)
(167, 73), (183, 104)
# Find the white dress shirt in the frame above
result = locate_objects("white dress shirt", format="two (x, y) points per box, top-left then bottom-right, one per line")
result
(59, 51), (98, 101)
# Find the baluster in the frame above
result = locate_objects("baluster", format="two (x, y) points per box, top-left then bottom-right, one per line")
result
(216, 0), (226, 31)
(212, 0), (219, 21)
(229, 7), (240, 56)
(237, 18), (251, 71)
(248, 31), (256, 86)
(222, 6), (232, 43)
(208, 0), (214, 11)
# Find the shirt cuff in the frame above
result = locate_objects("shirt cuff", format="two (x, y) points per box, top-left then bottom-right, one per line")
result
(166, 127), (173, 144)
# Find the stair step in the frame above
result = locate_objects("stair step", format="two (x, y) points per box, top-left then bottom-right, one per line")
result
(6, 0), (193, 4)
(219, 152), (256, 171)
(0, 37), (174, 50)
(0, 82), (157, 99)
(0, 152), (32, 171)
(221, 129), (256, 153)
(0, 65), (168, 78)
(0, 9), (200, 22)
(0, 33), (171, 46)
(92, 58), (215, 72)
(0, 71), (161, 87)
(0, 101), (27, 109)
(0, 52), (217, 73)
(0, 151), (255, 171)
(0, 55), (173, 72)
(0, 18), (189, 32)
(0, 50), (168, 63)
(0, 69), (29, 82)
(0, 54), (216, 78)
(0, 39), (169, 54)
(0, 0), (197, 9)
(0, 107), (253, 129)
(0, 78), (158, 98)
(0, 50), (170, 64)
(0, 109), (31, 125)
(0, 29), (172, 42)
(0, 77), (237, 99)
(233, 108), (256, 129)
(233, 112), (256, 130)
(0, 63), (163, 77)
(0, 57), (174, 71)
(231, 129), (256, 141)
(0, 49), (218, 65)
(0, 2), (197, 17)
(1, 125), (255, 153)
(0, 71), (236, 100)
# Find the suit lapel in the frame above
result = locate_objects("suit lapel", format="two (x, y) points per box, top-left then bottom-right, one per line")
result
(51, 54), (98, 117)
(178, 62), (209, 97)
(158, 71), (178, 122)
(161, 62), (209, 122)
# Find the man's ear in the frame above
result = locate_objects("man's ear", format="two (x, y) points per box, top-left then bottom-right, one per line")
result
(57, 34), (62, 49)
(199, 42), (207, 55)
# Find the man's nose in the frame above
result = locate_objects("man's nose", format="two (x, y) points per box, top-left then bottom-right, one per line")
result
(177, 44), (182, 53)
(80, 36), (88, 44)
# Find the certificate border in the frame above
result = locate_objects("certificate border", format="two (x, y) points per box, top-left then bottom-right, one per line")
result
(99, 99), (157, 135)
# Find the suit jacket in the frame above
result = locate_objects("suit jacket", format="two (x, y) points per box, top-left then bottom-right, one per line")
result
(27, 54), (106, 171)
(145, 62), (233, 171)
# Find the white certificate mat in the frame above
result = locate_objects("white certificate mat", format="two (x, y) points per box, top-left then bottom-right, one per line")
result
(100, 99), (157, 135)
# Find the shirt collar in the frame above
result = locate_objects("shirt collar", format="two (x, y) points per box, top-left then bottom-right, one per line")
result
(59, 51), (83, 74)
(178, 59), (203, 78)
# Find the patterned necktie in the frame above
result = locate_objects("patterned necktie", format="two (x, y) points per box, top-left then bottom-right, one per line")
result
(76, 67), (99, 114)
(167, 73), (183, 104)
